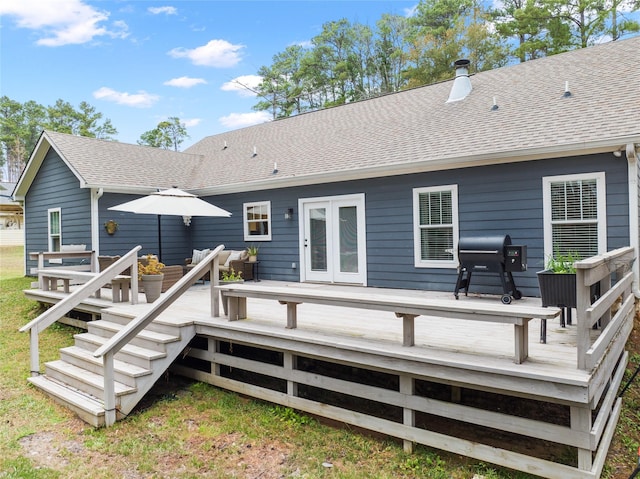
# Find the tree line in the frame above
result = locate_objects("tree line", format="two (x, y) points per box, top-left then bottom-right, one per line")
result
(1, 0), (637, 181)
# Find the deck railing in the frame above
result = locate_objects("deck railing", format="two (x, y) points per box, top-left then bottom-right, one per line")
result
(92, 244), (224, 426)
(575, 246), (636, 370)
(19, 246), (142, 377)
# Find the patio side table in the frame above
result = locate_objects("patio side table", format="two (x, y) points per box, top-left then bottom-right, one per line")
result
(243, 261), (260, 281)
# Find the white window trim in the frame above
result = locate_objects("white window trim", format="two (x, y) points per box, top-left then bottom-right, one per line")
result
(243, 200), (272, 241)
(48, 207), (62, 263)
(542, 171), (607, 261)
(413, 185), (459, 268)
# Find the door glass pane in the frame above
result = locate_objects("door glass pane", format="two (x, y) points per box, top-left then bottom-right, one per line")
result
(339, 206), (358, 273)
(309, 207), (327, 271)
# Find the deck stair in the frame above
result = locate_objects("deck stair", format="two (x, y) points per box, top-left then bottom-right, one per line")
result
(27, 308), (196, 427)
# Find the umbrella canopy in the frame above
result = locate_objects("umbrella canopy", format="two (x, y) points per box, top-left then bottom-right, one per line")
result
(108, 188), (231, 261)
(109, 188), (231, 218)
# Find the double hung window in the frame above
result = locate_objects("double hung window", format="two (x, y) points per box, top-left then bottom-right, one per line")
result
(243, 201), (271, 241)
(413, 185), (458, 268)
(543, 172), (606, 260)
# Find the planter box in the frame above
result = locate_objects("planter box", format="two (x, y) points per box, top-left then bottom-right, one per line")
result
(537, 270), (576, 308)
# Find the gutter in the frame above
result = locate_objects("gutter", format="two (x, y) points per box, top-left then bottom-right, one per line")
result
(91, 188), (104, 256)
(625, 143), (640, 299)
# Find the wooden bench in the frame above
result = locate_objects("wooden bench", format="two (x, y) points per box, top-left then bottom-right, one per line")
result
(216, 283), (561, 364)
(38, 269), (132, 303)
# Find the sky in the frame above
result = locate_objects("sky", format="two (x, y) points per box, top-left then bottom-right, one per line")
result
(1, 0), (418, 149)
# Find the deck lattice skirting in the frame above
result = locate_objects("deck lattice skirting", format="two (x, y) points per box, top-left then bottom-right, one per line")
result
(23, 246), (636, 479)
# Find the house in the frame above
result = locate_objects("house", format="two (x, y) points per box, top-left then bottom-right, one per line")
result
(0, 182), (24, 246)
(13, 36), (640, 297)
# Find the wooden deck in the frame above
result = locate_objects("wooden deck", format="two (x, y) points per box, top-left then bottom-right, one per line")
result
(24, 276), (631, 479)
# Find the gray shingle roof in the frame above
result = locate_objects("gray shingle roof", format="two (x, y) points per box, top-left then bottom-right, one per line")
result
(23, 36), (640, 196)
(185, 36), (640, 193)
(42, 131), (204, 191)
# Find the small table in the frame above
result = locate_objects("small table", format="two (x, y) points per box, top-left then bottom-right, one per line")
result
(243, 261), (260, 281)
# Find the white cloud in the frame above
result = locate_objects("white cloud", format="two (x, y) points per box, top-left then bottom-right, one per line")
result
(0, 0), (129, 47)
(183, 118), (202, 127)
(219, 111), (271, 129)
(168, 39), (244, 67)
(148, 6), (177, 15)
(221, 75), (263, 97)
(164, 76), (207, 88)
(93, 87), (159, 108)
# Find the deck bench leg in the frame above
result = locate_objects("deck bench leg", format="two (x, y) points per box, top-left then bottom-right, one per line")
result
(62, 279), (70, 293)
(279, 301), (300, 329)
(227, 297), (247, 321)
(396, 313), (417, 347)
(513, 320), (529, 364)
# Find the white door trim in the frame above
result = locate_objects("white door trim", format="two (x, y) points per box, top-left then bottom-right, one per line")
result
(298, 193), (367, 285)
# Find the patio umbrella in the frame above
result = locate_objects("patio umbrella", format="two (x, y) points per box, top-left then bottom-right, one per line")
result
(109, 188), (231, 260)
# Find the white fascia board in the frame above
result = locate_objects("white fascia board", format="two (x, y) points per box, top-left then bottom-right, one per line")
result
(14, 132), (88, 199)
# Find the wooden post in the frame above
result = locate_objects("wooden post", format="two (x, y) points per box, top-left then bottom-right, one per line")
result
(396, 313), (417, 347)
(284, 352), (298, 396)
(103, 352), (116, 427)
(571, 406), (593, 471)
(400, 375), (415, 453)
(576, 268), (591, 370)
(29, 329), (40, 377)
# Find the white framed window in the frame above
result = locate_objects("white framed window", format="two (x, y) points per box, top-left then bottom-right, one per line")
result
(48, 208), (62, 252)
(542, 172), (607, 261)
(413, 185), (458, 268)
(243, 201), (272, 241)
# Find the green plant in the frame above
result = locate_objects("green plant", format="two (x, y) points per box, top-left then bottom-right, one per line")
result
(545, 251), (581, 273)
(247, 245), (259, 256)
(221, 267), (243, 281)
(138, 254), (165, 279)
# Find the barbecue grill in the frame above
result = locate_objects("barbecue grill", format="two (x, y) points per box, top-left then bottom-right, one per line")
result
(454, 234), (527, 304)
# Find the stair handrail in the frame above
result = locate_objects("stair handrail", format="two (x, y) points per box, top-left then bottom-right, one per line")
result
(19, 245), (142, 377)
(93, 244), (224, 426)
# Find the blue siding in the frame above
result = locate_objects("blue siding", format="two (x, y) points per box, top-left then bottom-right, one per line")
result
(192, 153), (629, 297)
(25, 149), (91, 273)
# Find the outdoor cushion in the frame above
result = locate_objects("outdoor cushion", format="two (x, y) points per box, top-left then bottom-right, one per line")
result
(191, 248), (211, 264)
(224, 251), (243, 267)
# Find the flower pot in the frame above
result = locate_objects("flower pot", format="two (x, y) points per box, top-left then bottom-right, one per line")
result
(220, 279), (244, 285)
(537, 270), (576, 308)
(141, 274), (164, 303)
(248, 255), (257, 263)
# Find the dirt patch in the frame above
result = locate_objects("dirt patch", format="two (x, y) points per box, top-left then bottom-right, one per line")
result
(18, 417), (292, 478)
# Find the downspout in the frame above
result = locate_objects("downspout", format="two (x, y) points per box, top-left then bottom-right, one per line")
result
(625, 143), (640, 298)
(91, 188), (104, 257)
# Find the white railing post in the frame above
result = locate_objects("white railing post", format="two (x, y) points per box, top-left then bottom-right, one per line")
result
(29, 329), (40, 376)
(103, 352), (116, 427)
(575, 267), (591, 370)
(212, 259), (220, 317)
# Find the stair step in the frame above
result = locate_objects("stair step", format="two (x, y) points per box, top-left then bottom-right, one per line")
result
(45, 360), (136, 400)
(88, 320), (180, 351)
(60, 346), (151, 387)
(102, 311), (183, 336)
(28, 375), (105, 427)
(74, 333), (166, 369)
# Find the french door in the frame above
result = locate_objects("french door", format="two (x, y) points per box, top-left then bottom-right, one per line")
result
(300, 194), (366, 284)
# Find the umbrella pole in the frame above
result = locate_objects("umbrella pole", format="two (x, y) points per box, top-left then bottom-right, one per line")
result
(157, 214), (162, 262)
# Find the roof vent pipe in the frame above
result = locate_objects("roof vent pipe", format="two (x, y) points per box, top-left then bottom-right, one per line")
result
(447, 59), (472, 103)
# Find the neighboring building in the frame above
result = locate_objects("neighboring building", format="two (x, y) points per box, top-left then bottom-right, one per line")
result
(13, 36), (640, 296)
(0, 182), (24, 246)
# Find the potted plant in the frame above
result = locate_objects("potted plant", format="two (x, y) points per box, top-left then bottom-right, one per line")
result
(536, 252), (580, 308)
(220, 267), (243, 284)
(247, 245), (259, 262)
(138, 254), (165, 303)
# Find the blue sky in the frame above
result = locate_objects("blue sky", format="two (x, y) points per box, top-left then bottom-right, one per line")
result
(1, 0), (417, 149)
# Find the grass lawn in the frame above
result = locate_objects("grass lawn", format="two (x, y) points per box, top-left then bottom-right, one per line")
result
(0, 244), (638, 478)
